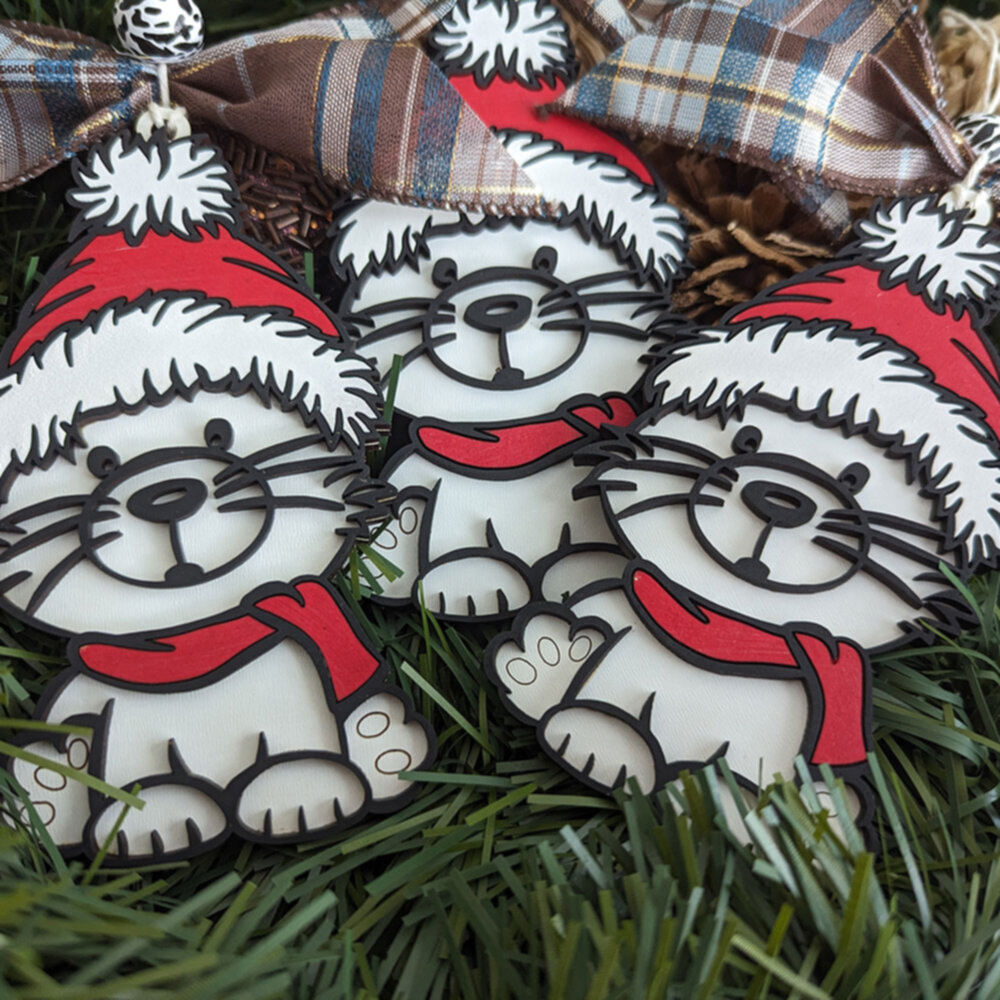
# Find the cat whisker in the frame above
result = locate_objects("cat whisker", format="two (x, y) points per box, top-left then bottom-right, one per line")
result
(214, 455), (356, 499)
(213, 434), (328, 485)
(354, 310), (455, 348)
(822, 507), (946, 541)
(811, 536), (924, 608)
(816, 521), (942, 570)
(25, 532), (120, 616)
(351, 296), (437, 320)
(0, 570), (31, 594)
(0, 510), (119, 563)
(625, 458), (734, 491)
(618, 493), (724, 518)
(0, 495), (118, 528)
(565, 271), (650, 293)
(398, 332), (458, 365)
(541, 319), (646, 340)
(639, 436), (721, 466)
(573, 290), (666, 306)
(218, 496), (346, 514)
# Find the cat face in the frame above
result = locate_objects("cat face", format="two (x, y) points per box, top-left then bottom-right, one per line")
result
(0, 390), (381, 637)
(588, 404), (959, 651)
(338, 215), (671, 424)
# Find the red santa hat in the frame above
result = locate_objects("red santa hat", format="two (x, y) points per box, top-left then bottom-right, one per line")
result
(650, 196), (1000, 568)
(427, 0), (655, 186)
(0, 132), (380, 467)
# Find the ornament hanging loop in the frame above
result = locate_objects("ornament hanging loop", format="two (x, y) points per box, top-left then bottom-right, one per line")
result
(114, 0), (204, 141)
(943, 151), (994, 225)
(135, 63), (191, 140)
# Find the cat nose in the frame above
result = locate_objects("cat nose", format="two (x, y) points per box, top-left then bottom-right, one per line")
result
(127, 478), (208, 524)
(464, 293), (533, 334)
(740, 480), (816, 529)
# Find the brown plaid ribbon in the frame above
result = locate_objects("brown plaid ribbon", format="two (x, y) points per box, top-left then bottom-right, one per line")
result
(0, 2), (547, 215)
(556, 0), (985, 233)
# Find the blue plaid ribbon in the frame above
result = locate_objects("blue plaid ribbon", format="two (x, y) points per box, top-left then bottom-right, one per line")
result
(556, 0), (986, 233)
(0, 3), (547, 216)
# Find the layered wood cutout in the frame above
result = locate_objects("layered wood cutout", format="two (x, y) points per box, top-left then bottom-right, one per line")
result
(333, 137), (687, 619)
(486, 196), (1000, 835)
(427, 0), (652, 181)
(2, 131), (434, 863)
(327, 0), (688, 621)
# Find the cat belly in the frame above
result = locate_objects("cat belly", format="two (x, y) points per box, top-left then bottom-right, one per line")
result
(43, 640), (341, 789)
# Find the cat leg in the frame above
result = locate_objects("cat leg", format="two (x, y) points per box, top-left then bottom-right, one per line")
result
(342, 688), (434, 806)
(231, 747), (369, 842)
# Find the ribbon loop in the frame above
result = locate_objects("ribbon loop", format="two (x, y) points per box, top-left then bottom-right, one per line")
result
(552, 0), (991, 233)
(0, 3), (547, 216)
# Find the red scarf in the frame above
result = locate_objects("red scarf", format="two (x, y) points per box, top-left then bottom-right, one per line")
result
(75, 580), (378, 701)
(628, 566), (868, 767)
(416, 396), (636, 470)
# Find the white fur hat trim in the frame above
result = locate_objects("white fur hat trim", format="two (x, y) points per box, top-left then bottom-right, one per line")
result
(0, 296), (380, 468)
(652, 321), (1000, 564)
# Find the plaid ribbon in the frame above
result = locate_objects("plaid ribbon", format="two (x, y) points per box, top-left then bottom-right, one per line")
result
(0, 2), (546, 215)
(555, 0), (984, 233)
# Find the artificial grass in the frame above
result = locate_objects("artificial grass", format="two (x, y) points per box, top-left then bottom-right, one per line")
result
(2, 1), (1000, 996)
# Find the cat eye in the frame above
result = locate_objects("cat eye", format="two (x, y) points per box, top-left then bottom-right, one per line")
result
(532, 245), (558, 273)
(731, 426), (762, 454)
(838, 462), (870, 494)
(432, 257), (458, 288)
(204, 418), (234, 450)
(87, 445), (121, 478)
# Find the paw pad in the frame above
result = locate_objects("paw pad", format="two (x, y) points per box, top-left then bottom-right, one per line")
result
(490, 612), (604, 721)
(345, 691), (430, 800)
(10, 737), (92, 845)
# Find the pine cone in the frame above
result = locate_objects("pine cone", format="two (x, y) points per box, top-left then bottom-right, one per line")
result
(645, 148), (867, 322)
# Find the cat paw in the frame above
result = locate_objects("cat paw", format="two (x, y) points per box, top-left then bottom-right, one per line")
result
(9, 736), (92, 848)
(87, 780), (228, 862)
(232, 754), (368, 841)
(487, 607), (607, 722)
(363, 494), (425, 601)
(343, 691), (432, 804)
(540, 704), (659, 794)
(419, 553), (532, 619)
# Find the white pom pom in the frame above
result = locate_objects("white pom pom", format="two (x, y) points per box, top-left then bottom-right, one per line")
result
(68, 132), (238, 241)
(428, 0), (574, 87)
(856, 196), (1000, 310)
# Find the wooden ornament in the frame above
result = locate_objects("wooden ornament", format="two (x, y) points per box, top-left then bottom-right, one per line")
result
(2, 130), (434, 863)
(334, 2), (689, 621)
(486, 194), (1000, 836)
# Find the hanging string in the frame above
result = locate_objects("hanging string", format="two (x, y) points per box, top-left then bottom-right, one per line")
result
(948, 150), (992, 218)
(937, 10), (1000, 219)
(135, 62), (190, 140)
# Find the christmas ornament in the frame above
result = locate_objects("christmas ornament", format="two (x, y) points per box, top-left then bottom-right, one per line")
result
(0, 12), (548, 217)
(426, 0), (651, 181)
(338, 0), (687, 620)
(2, 130), (434, 862)
(486, 191), (1000, 831)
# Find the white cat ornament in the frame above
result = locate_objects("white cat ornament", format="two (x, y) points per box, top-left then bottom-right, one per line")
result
(486, 195), (1000, 834)
(335, 0), (687, 620)
(1, 131), (434, 863)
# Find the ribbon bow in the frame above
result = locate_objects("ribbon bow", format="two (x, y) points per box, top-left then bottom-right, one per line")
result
(556, 0), (991, 233)
(0, 0), (546, 215)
